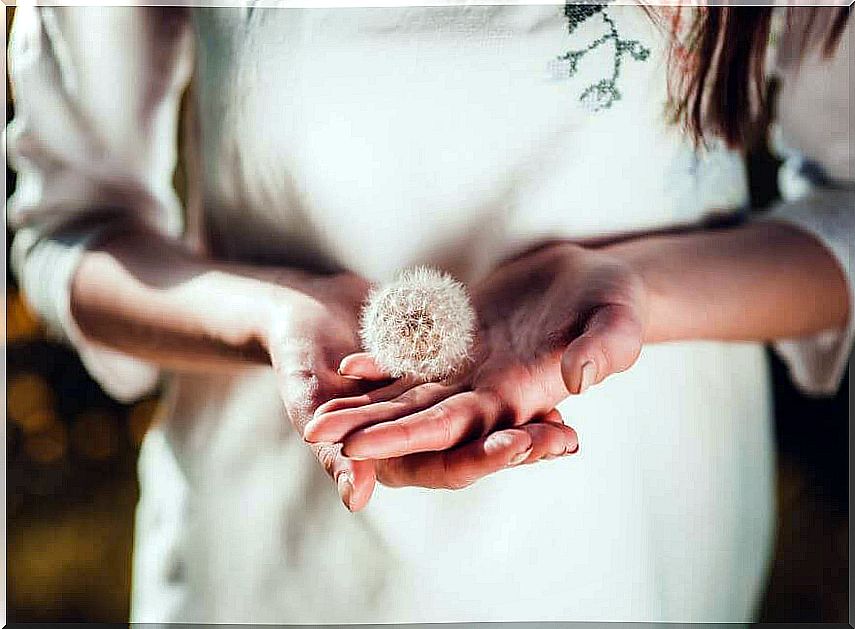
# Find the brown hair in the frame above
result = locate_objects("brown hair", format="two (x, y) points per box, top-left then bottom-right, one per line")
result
(670, 7), (850, 148)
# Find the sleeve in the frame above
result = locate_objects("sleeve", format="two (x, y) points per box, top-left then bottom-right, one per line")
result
(6, 6), (194, 402)
(757, 12), (853, 396)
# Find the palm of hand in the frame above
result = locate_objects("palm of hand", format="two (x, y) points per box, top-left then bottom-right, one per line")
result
(470, 243), (644, 405)
(266, 273), (381, 511)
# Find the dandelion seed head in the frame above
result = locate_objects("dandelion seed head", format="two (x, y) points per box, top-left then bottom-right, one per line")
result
(360, 267), (475, 381)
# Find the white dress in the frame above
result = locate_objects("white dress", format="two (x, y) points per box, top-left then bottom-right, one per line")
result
(7, 4), (853, 623)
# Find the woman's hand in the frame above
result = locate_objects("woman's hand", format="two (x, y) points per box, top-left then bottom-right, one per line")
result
(304, 241), (649, 472)
(68, 225), (389, 511)
(307, 220), (852, 478)
(266, 271), (579, 498)
(264, 270), (569, 504)
(261, 271), (381, 512)
(70, 227), (575, 507)
(69, 219), (848, 502)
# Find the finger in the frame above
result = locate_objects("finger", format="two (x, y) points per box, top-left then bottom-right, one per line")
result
(342, 389), (507, 460)
(312, 442), (377, 512)
(560, 303), (643, 395)
(306, 381), (464, 444)
(305, 378), (418, 440)
(518, 421), (578, 464)
(338, 352), (391, 380)
(376, 428), (533, 490)
(541, 407), (566, 426)
(270, 343), (375, 511)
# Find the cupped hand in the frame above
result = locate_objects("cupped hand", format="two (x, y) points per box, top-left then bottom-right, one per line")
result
(262, 271), (385, 512)
(305, 242), (649, 475)
(264, 268), (581, 508)
(370, 407), (578, 490)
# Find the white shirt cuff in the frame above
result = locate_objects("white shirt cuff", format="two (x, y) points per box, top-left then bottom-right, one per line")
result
(13, 227), (162, 403)
(756, 186), (854, 396)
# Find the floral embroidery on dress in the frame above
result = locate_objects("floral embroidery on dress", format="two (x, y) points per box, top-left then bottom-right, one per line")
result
(557, 3), (650, 111)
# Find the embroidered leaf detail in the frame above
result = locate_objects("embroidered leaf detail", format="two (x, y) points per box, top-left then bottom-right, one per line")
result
(556, 50), (586, 77)
(564, 3), (605, 34)
(557, 4), (650, 112)
(618, 39), (650, 62)
(581, 79), (621, 110)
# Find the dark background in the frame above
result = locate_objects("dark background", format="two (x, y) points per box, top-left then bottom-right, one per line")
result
(4, 7), (848, 622)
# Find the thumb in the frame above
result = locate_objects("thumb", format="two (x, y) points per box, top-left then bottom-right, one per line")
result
(561, 303), (643, 394)
(338, 352), (392, 381)
(313, 442), (377, 512)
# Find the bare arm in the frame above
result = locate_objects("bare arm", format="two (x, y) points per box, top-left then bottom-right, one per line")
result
(70, 225), (308, 372)
(69, 224), (577, 507)
(608, 220), (849, 344)
(312, 220), (850, 464)
(10, 3), (573, 508)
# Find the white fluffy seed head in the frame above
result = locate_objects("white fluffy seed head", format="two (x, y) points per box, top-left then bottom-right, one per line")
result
(360, 267), (476, 381)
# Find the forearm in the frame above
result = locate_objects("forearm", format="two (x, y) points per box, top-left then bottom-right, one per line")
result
(69, 225), (313, 371)
(606, 221), (849, 344)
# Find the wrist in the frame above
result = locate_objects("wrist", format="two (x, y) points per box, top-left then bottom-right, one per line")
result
(221, 270), (312, 360)
(242, 269), (370, 359)
(183, 267), (280, 363)
(602, 239), (677, 344)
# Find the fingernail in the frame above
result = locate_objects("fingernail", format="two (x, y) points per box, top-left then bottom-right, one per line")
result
(579, 361), (597, 394)
(484, 432), (516, 455)
(564, 441), (579, 455)
(303, 418), (320, 438)
(508, 447), (532, 466)
(336, 472), (354, 511)
(340, 441), (358, 459)
(337, 367), (363, 380)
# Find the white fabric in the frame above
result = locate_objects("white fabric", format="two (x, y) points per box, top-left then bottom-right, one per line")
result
(757, 14), (854, 395)
(7, 6), (192, 401)
(4, 4), (849, 623)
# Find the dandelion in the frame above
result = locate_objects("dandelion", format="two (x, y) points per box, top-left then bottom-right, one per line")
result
(360, 267), (475, 381)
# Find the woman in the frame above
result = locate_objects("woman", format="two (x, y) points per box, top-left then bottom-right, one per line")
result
(7, 3), (851, 622)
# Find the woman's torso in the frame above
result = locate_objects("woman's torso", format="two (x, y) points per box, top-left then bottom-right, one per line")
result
(132, 5), (775, 623)
(189, 5), (747, 279)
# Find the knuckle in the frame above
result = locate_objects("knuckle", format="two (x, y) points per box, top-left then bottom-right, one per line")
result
(396, 422), (415, 452)
(477, 387), (514, 428)
(392, 383), (441, 408)
(477, 386), (503, 412)
(313, 443), (339, 476)
(420, 382), (445, 397)
(425, 383), (452, 402)
(375, 459), (403, 488)
(430, 401), (455, 426)
(396, 385), (430, 405)
(432, 404), (456, 446)
(597, 341), (613, 375)
(394, 390), (418, 406)
(574, 334), (599, 360)
(439, 455), (470, 490)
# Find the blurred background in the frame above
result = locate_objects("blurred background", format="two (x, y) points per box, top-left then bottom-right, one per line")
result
(4, 6), (848, 623)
